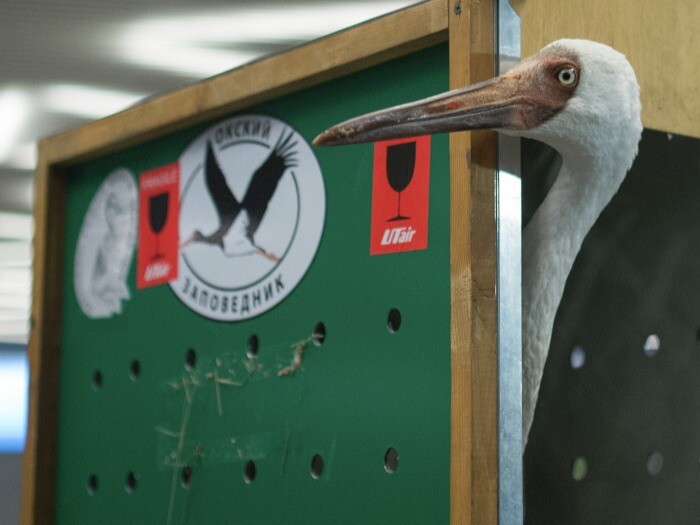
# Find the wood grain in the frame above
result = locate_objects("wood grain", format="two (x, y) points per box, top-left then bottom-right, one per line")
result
(448, 0), (473, 519)
(449, 0), (498, 523)
(511, 0), (700, 139)
(20, 157), (66, 525)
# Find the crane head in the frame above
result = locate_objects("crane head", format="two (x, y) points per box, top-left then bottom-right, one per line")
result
(313, 39), (641, 160)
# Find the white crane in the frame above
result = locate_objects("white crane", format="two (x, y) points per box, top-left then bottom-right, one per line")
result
(314, 39), (642, 447)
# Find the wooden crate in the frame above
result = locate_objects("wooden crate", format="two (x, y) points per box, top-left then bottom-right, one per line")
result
(22, 1), (500, 523)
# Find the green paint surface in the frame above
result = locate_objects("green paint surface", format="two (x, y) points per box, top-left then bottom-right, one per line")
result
(55, 44), (451, 524)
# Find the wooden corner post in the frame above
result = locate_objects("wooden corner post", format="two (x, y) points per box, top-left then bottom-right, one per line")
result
(449, 0), (498, 523)
(21, 158), (67, 524)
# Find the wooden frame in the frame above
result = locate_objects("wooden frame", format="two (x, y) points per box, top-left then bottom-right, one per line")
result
(21, 1), (498, 523)
(512, 0), (700, 140)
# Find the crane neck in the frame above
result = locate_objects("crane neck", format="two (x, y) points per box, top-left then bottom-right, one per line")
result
(524, 150), (626, 295)
(521, 147), (630, 444)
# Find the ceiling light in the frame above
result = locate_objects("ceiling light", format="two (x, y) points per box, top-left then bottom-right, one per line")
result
(5, 143), (37, 171)
(0, 320), (29, 344)
(0, 284), (29, 297)
(0, 212), (33, 241)
(41, 84), (147, 119)
(0, 89), (30, 163)
(118, 2), (415, 77)
(125, 3), (414, 45)
(0, 241), (31, 267)
(0, 269), (31, 287)
(0, 302), (31, 321)
(120, 43), (258, 78)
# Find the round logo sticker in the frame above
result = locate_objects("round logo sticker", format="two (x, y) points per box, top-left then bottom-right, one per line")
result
(74, 168), (138, 319)
(171, 115), (326, 321)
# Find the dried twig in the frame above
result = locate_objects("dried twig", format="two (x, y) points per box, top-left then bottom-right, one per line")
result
(166, 374), (198, 525)
(205, 359), (247, 416)
(278, 332), (323, 377)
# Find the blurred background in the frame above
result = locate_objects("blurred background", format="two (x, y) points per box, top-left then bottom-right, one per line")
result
(0, 1), (417, 522)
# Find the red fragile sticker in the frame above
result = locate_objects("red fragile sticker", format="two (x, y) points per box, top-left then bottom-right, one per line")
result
(370, 135), (431, 255)
(137, 162), (179, 289)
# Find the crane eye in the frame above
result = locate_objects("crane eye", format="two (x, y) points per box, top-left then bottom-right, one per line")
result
(557, 67), (577, 86)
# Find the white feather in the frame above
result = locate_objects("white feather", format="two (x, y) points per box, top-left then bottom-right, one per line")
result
(515, 40), (642, 446)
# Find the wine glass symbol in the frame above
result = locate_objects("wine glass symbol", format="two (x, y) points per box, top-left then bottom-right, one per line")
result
(386, 142), (416, 222)
(148, 192), (169, 260)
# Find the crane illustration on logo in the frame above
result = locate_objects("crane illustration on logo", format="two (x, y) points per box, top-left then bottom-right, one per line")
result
(180, 131), (298, 261)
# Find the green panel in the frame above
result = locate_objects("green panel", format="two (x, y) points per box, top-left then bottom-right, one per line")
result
(56, 44), (451, 524)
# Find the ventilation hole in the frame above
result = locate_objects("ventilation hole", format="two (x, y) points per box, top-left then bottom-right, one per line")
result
(185, 348), (196, 370)
(387, 308), (401, 333)
(572, 457), (588, 481)
(384, 447), (399, 474)
(644, 335), (660, 357)
(570, 346), (586, 369)
(129, 360), (141, 381)
(313, 323), (326, 347)
(247, 335), (259, 358)
(125, 471), (137, 493)
(647, 451), (663, 476)
(310, 454), (324, 479)
(86, 473), (98, 495)
(91, 370), (103, 390)
(244, 460), (256, 484)
(181, 466), (192, 488)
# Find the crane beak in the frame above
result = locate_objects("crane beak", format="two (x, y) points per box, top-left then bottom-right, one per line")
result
(313, 74), (537, 147)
